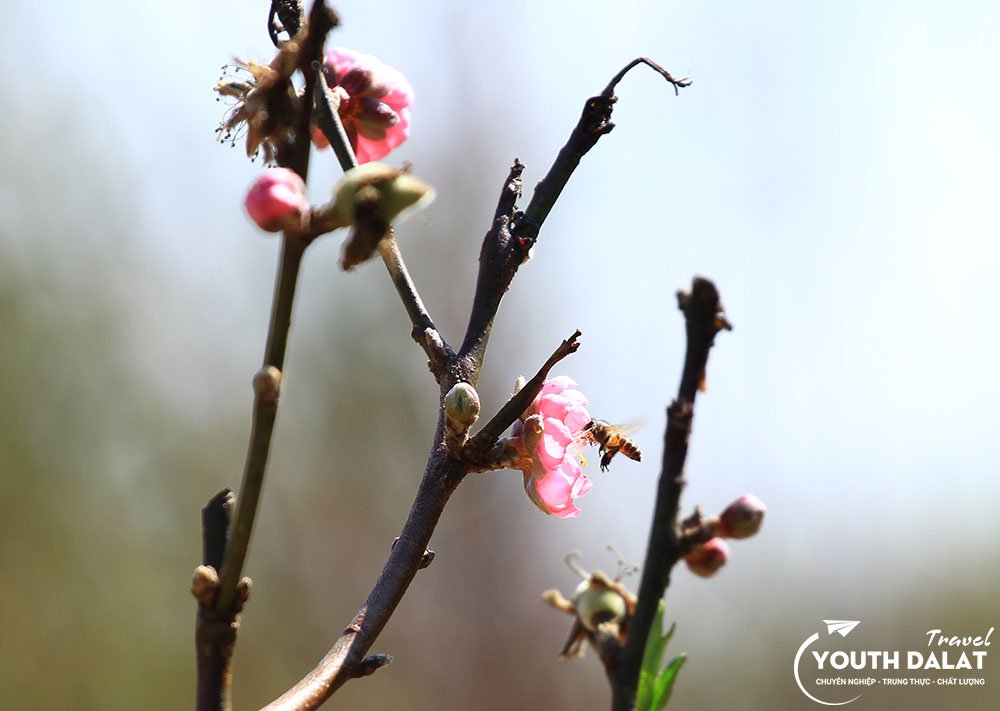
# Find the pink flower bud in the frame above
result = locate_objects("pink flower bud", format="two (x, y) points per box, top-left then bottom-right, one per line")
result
(244, 168), (308, 232)
(684, 538), (730, 578)
(717, 494), (766, 539)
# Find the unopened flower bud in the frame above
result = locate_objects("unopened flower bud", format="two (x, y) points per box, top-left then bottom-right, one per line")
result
(329, 163), (435, 270)
(444, 382), (480, 452)
(244, 168), (309, 233)
(444, 382), (480, 427)
(191, 565), (220, 606)
(684, 538), (730, 578)
(252, 366), (282, 405)
(717, 494), (766, 539)
(574, 580), (628, 632)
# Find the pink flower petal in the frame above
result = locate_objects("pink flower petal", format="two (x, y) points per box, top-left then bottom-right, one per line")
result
(535, 393), (591, 433)
(550, 504), (581, 519)
(533, 466), (577, 516)
(537, 417), (572, 468)
(317, 47), (413, 164)
(537, 375), (578, 398)
(530, 457), (590, 518)
(520, 375), (595, 518)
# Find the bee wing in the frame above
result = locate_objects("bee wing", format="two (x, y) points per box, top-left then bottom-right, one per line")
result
(607, 417), (648, 435)
(572, 417), (646, 444)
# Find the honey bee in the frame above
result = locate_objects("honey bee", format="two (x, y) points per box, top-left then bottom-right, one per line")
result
(578, 420), (643, 471)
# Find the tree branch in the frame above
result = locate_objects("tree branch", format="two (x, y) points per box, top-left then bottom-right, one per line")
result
(262, 414), (467, 709)
(459, 59), (689, 370)
(262, 327), (578, 708)
(463, 329), (581, 462)
(214, 0), (337, 616)
(194, 490), (237, 711)
(610, 276), (730, 710)
(314, 71), (450, 375)
(197, 5), (336, 708)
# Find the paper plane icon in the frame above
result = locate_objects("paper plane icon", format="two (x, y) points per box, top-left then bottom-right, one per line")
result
(822, 620), (860, 637)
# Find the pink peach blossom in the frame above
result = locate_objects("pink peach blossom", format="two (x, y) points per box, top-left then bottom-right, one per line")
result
(244, 167), (308, 232)
(313, 47), (413, 163)
(521, 376), (593, 517)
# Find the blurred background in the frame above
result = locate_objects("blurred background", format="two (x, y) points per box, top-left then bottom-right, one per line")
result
(1, 0), (997, 709)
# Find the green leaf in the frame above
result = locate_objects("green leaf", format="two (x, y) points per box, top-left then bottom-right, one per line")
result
(650, 653), (687, 710)
(636, 602), (684, 711)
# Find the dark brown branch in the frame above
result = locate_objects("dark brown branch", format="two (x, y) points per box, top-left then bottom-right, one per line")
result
(262, 415), (468, 709)
(602, 57), (691, 98)
(198, 5), (338, 710)
(460, 58), (688, 369)
(194, 584), (239, 711)
(195, 490), (237, 711)
(458, 161), (523, 365)
(202, 489), (235, 572)
(610, 276), (730, 710)
(314, 71), (358, 171)
(463, 330), (582, 462)
(314, 69), (450, 376)
(262, 335), (582, 709)
(215, 0), (337, 616)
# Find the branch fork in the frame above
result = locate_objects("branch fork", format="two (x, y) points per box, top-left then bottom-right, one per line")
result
(199, 9), (696, 705)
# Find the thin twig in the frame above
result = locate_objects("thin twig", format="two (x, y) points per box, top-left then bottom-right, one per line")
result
(197, 6), (338, 708)
(215, 237), (307, 612)
(463, 330), (582, 461)
(314, 72), (358, 171)
(460, 58), (688, 370)
(314, 71), (448, 372)
(262, 418), (468, 710)
(256, 52), (689, 711)
(262, 332), (582, 708)
(195, 490), (237, 711)
(610, 276), (730, 710)
(458, 161), (523, 364)
(601, 57), (691, 98)
(214, 0), (336, 616)
(377, 235), (443, 357)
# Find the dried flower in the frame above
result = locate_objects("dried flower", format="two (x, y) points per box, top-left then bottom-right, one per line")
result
(541, 552), (638, 659)
(244, 168), (309, 232)
(326, 162), (434, 269)
(313, 47), (413, 163)
(215, 34), (306, 163)
(520, 376), (593, 518)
